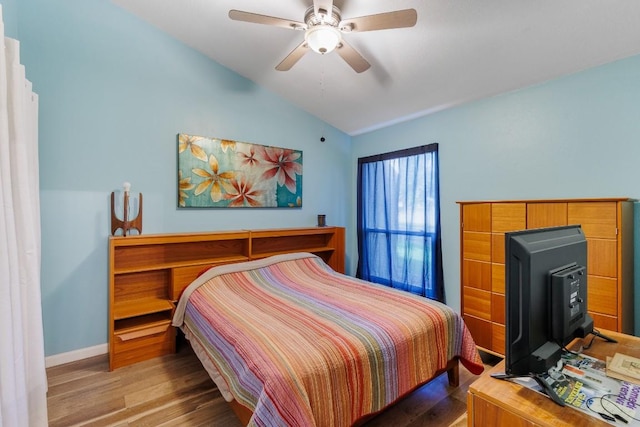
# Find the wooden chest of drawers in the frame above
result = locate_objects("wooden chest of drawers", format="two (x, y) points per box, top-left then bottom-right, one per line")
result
(458, 198), (634, 356)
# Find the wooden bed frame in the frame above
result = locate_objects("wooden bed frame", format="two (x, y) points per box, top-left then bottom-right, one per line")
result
(109, 226), (463, 425)
(109, 227), (345, 370)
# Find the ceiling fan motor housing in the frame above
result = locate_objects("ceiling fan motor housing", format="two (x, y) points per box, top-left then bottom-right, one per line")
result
(303, 5), (343, 54)
(304, 5), (341, 27)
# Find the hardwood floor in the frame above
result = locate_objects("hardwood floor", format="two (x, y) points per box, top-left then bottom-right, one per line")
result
(46, 343), (498, 427)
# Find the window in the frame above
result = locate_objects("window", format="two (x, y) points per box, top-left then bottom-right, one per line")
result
(356, 143), (443, 301)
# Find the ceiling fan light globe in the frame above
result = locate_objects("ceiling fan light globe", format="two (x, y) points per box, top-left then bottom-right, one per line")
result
(305, 25), (341, 54)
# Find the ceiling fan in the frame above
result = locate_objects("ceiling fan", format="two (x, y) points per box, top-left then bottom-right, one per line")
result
(229, 0), (417, 73)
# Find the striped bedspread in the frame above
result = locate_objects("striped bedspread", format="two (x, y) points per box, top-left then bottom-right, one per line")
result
(173, 253), (483, 427)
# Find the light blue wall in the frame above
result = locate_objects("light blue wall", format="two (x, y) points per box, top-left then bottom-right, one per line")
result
(352, 54), (640, 324)
(13, 0), (352, 356)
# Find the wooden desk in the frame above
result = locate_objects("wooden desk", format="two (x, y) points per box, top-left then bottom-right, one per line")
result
(467, 330), (640, 426)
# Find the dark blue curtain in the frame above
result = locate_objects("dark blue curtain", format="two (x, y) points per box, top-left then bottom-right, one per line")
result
(356, 143), (444, 302)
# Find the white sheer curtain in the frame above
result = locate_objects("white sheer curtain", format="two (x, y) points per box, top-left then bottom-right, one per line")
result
(0, 6), (48, 427)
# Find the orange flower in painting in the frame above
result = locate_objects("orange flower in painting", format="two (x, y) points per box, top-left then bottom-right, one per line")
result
(178, 134), (208, 162)
(220, 139), (237, 153)
(192, 154), (236, 202)
(260, 147), (302, 194)
(178, 170), (195, 207)
(224, 177), (264, 207)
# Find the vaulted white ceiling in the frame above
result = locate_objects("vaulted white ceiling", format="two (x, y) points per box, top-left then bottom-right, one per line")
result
(111, 0), (640, 135)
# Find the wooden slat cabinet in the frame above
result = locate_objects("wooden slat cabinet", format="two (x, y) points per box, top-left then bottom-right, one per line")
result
(109, 226), (345, 370)
(489, 203), (526, 354)
(458, 198), (634, 356)
(568, 201), (629, 332)
(461, 203), (492, 350)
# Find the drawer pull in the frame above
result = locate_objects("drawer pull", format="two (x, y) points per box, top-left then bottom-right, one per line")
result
(117, 325), (168, 341)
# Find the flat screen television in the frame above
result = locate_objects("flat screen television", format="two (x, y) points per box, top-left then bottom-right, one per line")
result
(491, 225), (598, 405)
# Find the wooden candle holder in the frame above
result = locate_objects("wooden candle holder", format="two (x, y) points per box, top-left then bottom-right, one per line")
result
(110, 187), (143, 236)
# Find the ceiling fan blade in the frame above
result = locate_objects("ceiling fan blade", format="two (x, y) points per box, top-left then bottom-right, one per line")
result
(275, 41), (311, 71)
(339, 9), (417, 32)
(229, 10), (306, 30)
(313, 0), (334, 17)
(335, 41), (370, 73)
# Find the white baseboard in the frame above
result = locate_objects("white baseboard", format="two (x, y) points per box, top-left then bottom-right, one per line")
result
(45, 343), (108, 368)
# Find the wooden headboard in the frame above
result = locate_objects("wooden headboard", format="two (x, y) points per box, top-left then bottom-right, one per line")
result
(108, 226), (345, 370)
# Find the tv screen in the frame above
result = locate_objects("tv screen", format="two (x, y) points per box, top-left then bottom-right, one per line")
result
(502, 225), (592, 377)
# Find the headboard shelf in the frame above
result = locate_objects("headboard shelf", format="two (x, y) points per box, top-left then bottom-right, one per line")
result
(252, 246), (336, 260)
(112, 255), (252, 275)
(113, 297), (173, 320)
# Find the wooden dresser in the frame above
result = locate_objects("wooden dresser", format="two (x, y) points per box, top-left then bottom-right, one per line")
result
(457, 198), (634, 356)
(108, 226), (345, 370)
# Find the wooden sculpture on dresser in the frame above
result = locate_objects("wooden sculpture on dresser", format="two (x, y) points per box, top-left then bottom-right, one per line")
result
(110, 182), (143, 236)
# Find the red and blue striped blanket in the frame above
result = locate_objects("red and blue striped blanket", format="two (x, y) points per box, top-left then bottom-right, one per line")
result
(173, 253), (483, 426)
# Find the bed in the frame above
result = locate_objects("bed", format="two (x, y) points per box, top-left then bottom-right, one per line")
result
(172, 252), (484, 426)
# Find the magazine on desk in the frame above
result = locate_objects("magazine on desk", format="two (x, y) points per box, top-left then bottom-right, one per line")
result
(609, 353), (640, 381)
(512, 352), (640, 426)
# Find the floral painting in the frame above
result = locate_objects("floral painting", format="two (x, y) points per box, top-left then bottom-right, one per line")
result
(178, 134), (302, 208)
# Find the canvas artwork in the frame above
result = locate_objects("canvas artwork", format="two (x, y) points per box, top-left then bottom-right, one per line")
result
(178, 133), (302, 208)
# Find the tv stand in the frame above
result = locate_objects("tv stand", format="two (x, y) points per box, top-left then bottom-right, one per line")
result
(490, 372), (566, 407)
(575, 316), (618, 344)
(591, 329), (617, 343)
